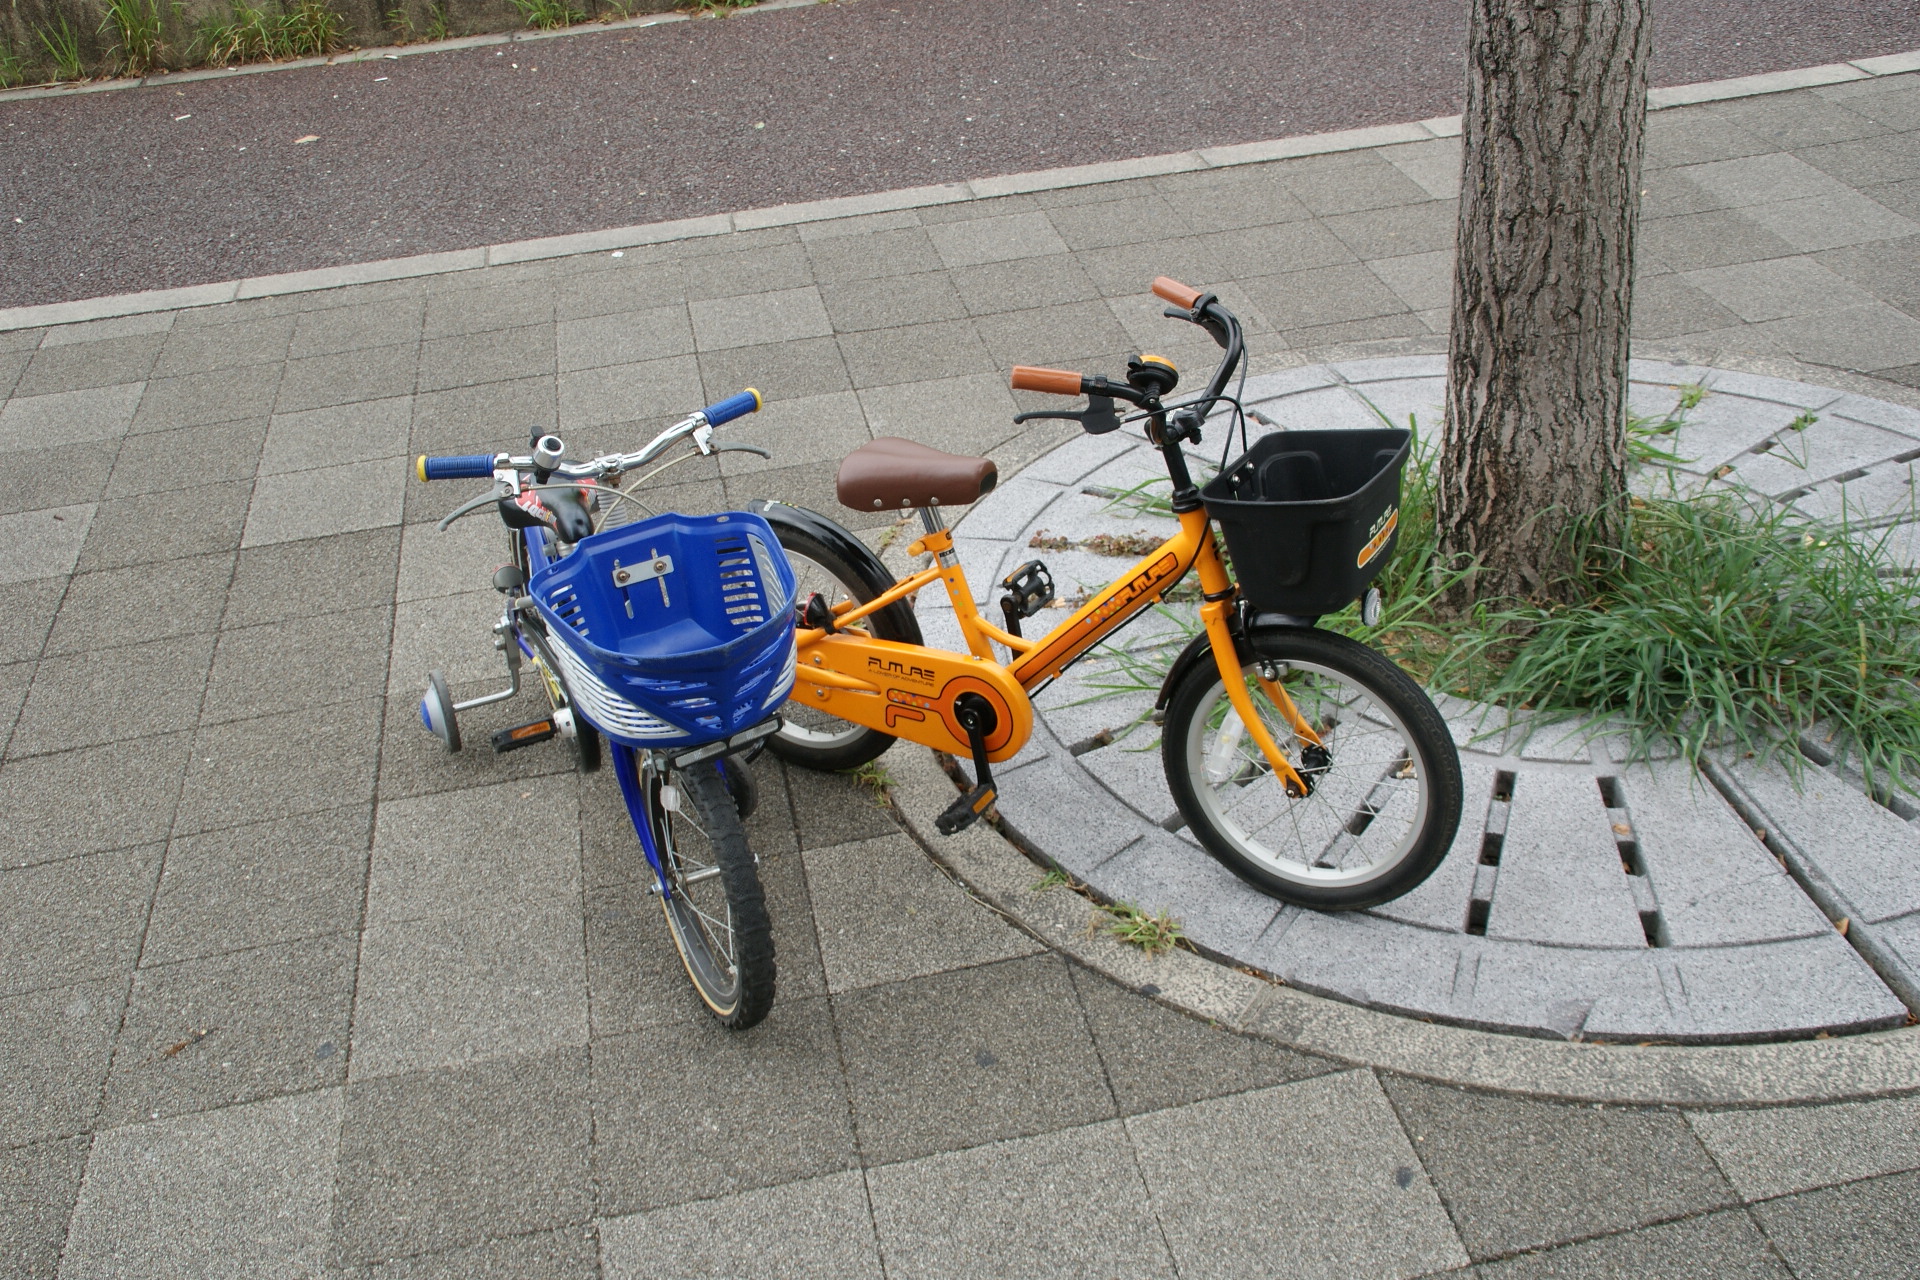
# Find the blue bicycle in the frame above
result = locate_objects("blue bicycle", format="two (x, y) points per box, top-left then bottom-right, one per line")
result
(413, 390), (794, 1029)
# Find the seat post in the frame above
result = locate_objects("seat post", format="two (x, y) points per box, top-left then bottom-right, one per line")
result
(918, 505), (950, 565)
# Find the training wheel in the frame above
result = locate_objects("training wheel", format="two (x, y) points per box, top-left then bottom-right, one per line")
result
(420, 670), (462, 753)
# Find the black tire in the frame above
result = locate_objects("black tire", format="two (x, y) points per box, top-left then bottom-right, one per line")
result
(1161, 628), (1461, 910)
(651, 757), (776, 1029)
(718, 755), (759, 822)
(523, 623), (602, 774)
(766, 524), (904, 772)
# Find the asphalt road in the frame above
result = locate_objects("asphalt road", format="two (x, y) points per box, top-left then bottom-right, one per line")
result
(3, 0), (1918, 309)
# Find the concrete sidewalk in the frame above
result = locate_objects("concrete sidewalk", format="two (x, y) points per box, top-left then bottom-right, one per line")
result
(5, 69), (1920, 1279)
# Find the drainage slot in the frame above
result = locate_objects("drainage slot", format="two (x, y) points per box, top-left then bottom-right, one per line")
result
(1640, 909), (1666, 948)
(1595, 775), (1623, 808)
(1478, 831), (1504, 866)
(1492, 770), (1516, 803)
(1067, 728), (1116, 757)
(1465, 898), (1490, 936)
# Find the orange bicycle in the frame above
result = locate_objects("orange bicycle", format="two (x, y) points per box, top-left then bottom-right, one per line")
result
(750, 278), (1462, 908)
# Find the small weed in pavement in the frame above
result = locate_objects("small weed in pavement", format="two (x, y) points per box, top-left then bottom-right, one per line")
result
(1032, 866), (1072, 893)
(848, 760), (894, 806)
(1097, 901), (1185, 956)
(512, 0), (585, 27)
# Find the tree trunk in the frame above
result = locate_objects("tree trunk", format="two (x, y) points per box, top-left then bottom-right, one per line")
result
(1438, 0), (1651, 607)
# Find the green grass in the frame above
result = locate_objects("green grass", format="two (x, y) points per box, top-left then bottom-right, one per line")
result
(512, 0), (585, 27)
(0, 35), (27, 87)
(100, 0), (164, 75)
(1032, 866), (1072, 893)
(847, 759), (895, 806)
(37, 13), (85, 81)
(197, 0), (345, 63)
(1097, 900), (1185, 956)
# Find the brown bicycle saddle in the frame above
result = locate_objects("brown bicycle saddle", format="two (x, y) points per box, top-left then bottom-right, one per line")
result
(836, 437), (999, 511)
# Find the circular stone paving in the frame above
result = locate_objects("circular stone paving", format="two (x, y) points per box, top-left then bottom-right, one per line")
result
(918, 355), (1920, 1043)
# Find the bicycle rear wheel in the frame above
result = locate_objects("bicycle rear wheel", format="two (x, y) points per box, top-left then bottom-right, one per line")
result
(1161, 627), (1461, 910)
(766, 524), (903, 771)
(627, 750), (776, 1028)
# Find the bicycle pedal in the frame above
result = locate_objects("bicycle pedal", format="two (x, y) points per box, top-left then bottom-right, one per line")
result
(491, 718), (557, 753)
(934, 783), (997, 836)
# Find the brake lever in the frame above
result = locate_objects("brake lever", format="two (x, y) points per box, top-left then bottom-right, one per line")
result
(1013, 394), (1123, 435)
(437, 479), (515, 532)
(710, 442), (773, 459)
(1162, 300), (1231, 350)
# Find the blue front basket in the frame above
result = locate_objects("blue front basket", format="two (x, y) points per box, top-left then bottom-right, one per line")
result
(528, 511), (797, 749)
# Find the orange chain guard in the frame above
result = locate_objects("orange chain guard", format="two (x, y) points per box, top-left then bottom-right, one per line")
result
(789, 633), (1034, 762)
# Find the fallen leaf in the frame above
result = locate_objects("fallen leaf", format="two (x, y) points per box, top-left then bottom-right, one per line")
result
(293, 135), (318, 144)
(1836, 917), (1850, 936)
(1611, 822), (1632, 836)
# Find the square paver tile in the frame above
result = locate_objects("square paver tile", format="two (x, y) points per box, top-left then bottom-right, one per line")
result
(854, 370), (1022, 459)
(558, 356), (704, 433)
(333, 1047), (589, 1266)
(0, 980), (121, 1146)
(9, 633), (215, 758)
(290, 297), (425, 359)
(173, 698), (380, 835)
(583, 879), (720, 1038)
(153, 313), (296, 375)
(37, 313), (173, 349)
(1682, 152), (1855, 207)
(1045, 194), (1195, 251)
(600, 1171), (881, 1280)
(0, 442), (106, 517)
(837, 319), (995, 389)
(43, 553), (233, 655)
(698, 333), (852, 406)
(223, 525), (401, 628)
(1075, 234), (1227, 297)
(1381, 1075), (1735, 1259)
(691, 287), (833, 351)
(276, 344), (418, 414)
(1368, 249), (1454, 312)
(75, 482), (249, 573)
(1641, 209), (1799, 272)
(1475, 1209), (1791, 1279)
(201, 604), (393, 723)
(12, 334), (163, 399)
(806, 225), (946, 283)
(1197, 219), (1359, 278)
(834, 954), (1113, 1165)
(1686, 1094), (1920, 1202)
(927, 212), (1070, 268)
(820, 272), (970, 333)
(1280, 150), (1434, 214)
(365, 1225), (596, 1279)
(1130, 1070), (1466, 1280)
(104, 417), (269, 499)
(868, 1120), (1173, 1280)
(1710, 91), (1889, 150)
(0, 383), (144, 451)
(1741, 188), (1920, 252)
(0, 1135), (90, 1280)
(0, 846), (160, 996)
(1322, 200), (1458, 259)
(408, 374), (557, 457)
(243, 457), (406, 547)
(591, 996), (857, 1214)
(0, 505), (95, 584)
(1682, 256), (1879, 323)
(0, 733), (189, 868)
(972, 299), (1133, 367)
(262, 396), (413, 476)
(680, 243), (815, 302)
(145, 805), (371, 964)
(556, 306), (693, 372)
(1749, 1170), (1920, 1280)
(803, 833), (1038, 992)
(1760, 302), (1920, 372)
(418, 324), (557, 394)
(1067, 963), (1335, 1114)
(133, 365), (281, 432)
(1242, 262), (1413, 330)
(949, 253), (1104, 316)
(422, 282), (555, 340)
(102, 933), (354, 1124)
(60, 1089), (342, 1280)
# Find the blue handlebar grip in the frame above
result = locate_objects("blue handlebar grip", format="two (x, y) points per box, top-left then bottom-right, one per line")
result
(700, 388), (762, 427)
(417, 454), (498, 481)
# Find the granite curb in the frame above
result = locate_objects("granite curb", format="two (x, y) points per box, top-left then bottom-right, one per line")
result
(4, 50), (1918, 332)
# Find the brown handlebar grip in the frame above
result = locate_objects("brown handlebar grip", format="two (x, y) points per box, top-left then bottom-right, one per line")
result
(1151, 276), (1204, 309)
(1010, 365), (1087, 396)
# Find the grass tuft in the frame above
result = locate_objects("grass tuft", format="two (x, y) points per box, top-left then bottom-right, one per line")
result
(511, 0), (585, 26)
(99, 0), (164, 75)
(847, 759), (894, 806)
(1096, 901), (1185, 955)
(197, 0), (344, 63)
(37, 13), (86, 81)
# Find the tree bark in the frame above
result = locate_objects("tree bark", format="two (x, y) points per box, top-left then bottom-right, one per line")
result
(1438, 0), (1651, 606)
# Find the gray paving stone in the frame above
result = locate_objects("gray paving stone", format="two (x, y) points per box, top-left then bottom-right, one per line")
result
(366, 778), (578, 926)
(202, 604), (393, 723)
(592, 996), (856, 1215)
(835, 954), (1113, 1164)
(8, 633), (214, 759)
(973, 298), (1135, 369)
(62, 1089), (342, 1280)
(556, 355), (704, 434)
(1473, 1209), (1792, 1280)
(145, 805), (371, 964)
(0, 382), (143, 450)
(0, 657), (30, 744)
(0, 980), (118, 1145)
(600, 1171), (881, 1280)
(1750, 1170), (1920, 1280)
(806, 225), (945, 284)
(262, 396), (413, 477)
(948, 475), (1059, 541)
(1368, 757), (1498, 933)
(1074, 234), (1227, 298)
(1156, 165), (1318, 228)
(243, 456), (406, 547)
(373, 672), (576, 804)
(102, 933), (354, 1124)
(275, 344), (418, 415)
(1322, 200), (1458, 260)
(104, 416), (269, 499)
(949, 252), (1105, 317)
(691, 286), (833, 351)
(714, 388), (868, 478)
(1721, 756), (1920, 924)
(408, 373), (556, 457)
(132, 364), (281, 432)
(334, 1048), (589, 1266)
(1744, 187), (1920, 253)
(76, 482), (249, 572)
(1684, 153), (1855, 208)
(223, 526), (401, 627)
(0, 732), (188, 867)
(926, 211), (1070, 268)
(1690, 1092), (1920, 1204)
(0, 441), (107, 519)
(1068, 961), (1333, 1115)
(290, 296), (425, 358)
(173, 698), (380, 836)
(699, 333), (854, 407)
(43, 553), (233, 655)
(0, 845), (159, 996)
(837, 318), (996, 389)
(13, 333), (163, 398)
(1131, 1070), (1465, 1280)
(1093, 830), (1291, 958)
(1619, 763), (1830, 946)
(992, 753), (1153, 879)
(1759, 302), (1920, 373)
(1368, 249), (1454, 312)
(867, 1119), (1173, 1279)
(582, 878), (727, 1038)
(1596, 935), (1901, 1040)
(1278, 150), (1436, 215)
(388, 586), (517, 694)
(1244, 261), (1416, 331)
(152, 313), (296, 375)
(1382, 1074), (1735, 1259)
(680, 243), (815, 302)
(1683, 256), (1879, 323)
(855, 370), (1022, 458)
(1634, 275), (1744, 340)
(555, 305), (693, 373)
(366, 1224), (597, 1280)
(37, 313), (175, 348)
(1484, 769), (1645, 949)
(1252, 908), (1468, 1018)
(1642, 210), (1800, 273)
(0, 1135), (89, 1280)
(421, 283), (555, 340)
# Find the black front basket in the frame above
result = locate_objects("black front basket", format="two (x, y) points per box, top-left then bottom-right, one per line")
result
(1201, 427), (1411, 617)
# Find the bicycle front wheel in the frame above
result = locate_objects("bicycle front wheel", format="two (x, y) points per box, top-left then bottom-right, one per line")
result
(638, 753), (776, 1028)
(1162, 627), (1461, 910)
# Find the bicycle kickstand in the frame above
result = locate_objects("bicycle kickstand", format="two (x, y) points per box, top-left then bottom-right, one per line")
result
(936, 693), (1000, 836)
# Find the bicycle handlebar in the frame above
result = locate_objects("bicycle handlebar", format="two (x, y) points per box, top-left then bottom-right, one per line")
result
(701, 388), (762, 426)
(1151, 276), (1203, 309)
(414, 388), (764, 485)
(417, 454), (499, 482)
(1010, 366), (1085, 396)
(1007, 279), (1244, 417)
